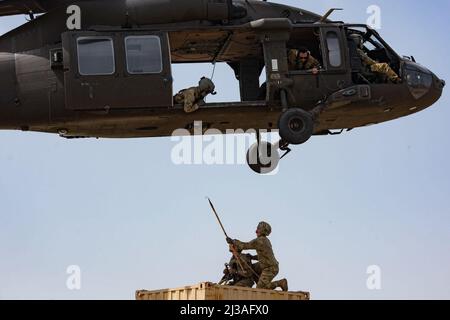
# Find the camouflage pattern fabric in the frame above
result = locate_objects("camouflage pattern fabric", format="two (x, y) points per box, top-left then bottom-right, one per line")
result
(357, 48), (400, 82)
(233, 236), (278, 270)
(253, 263), (279, 289)
(288, 49), (321, 71)
(228, 253), (256, 288)
(173, 77), (215, 113)
(173, 87), (204, 113)
(229, 222), (288, 291)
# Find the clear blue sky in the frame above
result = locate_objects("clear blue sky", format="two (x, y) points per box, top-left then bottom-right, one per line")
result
(0, 0), (449, 300)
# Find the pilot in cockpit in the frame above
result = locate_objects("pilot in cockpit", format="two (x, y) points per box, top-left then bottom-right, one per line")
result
(349, 33), (401, 84)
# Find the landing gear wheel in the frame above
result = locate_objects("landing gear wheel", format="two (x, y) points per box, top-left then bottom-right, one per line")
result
(246, 141), (280, 175)
(278, 108), (314, 145)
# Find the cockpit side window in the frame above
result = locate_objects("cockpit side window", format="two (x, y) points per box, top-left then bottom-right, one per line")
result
(348, 28), (399, 67)
(347, 27), (401, 84)
(362, 39), (377, 51)
(365, 34), (391, 63)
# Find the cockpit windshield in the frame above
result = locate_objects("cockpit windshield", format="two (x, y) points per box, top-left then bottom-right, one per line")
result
(348, 26), (399, 61)
(346, 25), (402, 84)
(365, 34), (383, 51)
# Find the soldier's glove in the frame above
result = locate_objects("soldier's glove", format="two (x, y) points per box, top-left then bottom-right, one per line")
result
(226, 237), (233, 244)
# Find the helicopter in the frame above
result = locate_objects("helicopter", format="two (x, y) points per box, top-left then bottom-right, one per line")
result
(0, 0), (445, 174)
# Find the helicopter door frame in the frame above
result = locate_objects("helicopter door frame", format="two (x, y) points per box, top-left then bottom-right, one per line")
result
(318, 26), (352, 92)
(286, 25), (352, 108)
(62, 30), (173, 111)
(319, 26), (347, 73)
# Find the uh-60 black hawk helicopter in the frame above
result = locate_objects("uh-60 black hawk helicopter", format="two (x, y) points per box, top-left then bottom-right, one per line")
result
(0, 0), (445, 174)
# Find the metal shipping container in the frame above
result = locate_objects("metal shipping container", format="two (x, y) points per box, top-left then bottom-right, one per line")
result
(136, 282), (310, 300)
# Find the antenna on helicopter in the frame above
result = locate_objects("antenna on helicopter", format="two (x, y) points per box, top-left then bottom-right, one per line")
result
(317, 8), (343, 23)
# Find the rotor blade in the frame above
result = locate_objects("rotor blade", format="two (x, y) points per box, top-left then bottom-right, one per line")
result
(0, 0), (96, 17)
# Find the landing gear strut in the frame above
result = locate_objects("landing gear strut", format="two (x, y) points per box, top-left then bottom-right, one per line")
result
(279, 139), (291, 160)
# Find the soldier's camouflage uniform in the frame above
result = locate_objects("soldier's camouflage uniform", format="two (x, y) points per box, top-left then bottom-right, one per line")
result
(227, 252), (257, 288)
(288, 49), (321, 71)
(357, 49), (400, 83)
(233, 222), (286, 290)
(173, 77), (215, 113)
(174, 87), (204, 113)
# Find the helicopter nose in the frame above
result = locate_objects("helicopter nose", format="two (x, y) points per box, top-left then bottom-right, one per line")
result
(426, 74), (445, 107)
(433, 76), (445, 93)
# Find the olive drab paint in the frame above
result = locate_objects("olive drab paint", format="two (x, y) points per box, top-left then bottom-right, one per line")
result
(0, 0), (445, 173)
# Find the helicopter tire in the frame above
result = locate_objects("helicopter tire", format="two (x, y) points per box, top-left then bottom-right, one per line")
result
(246, 141), (280, 175)
(278, 108), (314, 145)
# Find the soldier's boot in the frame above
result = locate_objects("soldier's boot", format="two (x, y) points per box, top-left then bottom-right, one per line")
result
(188, 103), (200, 113)
(278, 278), (289, 292)
(184, 100), (200, 113)
(272, 279), (288, 291)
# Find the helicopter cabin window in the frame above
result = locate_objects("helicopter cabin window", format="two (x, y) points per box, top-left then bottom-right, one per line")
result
(125, 36), (163, 74)
(287, 27), (323, 72)
(77, 37), (115, 76)
(326, 32), (342, 67)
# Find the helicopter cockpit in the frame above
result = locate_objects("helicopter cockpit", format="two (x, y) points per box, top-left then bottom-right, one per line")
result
(346, 26), (401, 84)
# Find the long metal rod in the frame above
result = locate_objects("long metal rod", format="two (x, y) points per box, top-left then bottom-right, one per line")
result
(207, 197), (229, 238)
(207, 197), (260, 280)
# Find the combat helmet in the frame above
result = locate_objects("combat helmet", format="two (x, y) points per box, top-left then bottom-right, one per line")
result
(198, 77), (216, 94)
(349, 33), (364, 49)
(257, 221), (272, 237)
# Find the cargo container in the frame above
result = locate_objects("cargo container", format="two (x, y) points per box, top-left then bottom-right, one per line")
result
(136, 282), (310, 300)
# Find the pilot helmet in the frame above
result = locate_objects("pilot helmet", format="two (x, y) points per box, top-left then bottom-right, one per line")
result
(257, 221), (272, 237)
(349, 33), (364, 48)
(198, 77), (216, 94)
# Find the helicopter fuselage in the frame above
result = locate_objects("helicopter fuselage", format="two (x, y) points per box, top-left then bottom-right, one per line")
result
(0, 0), (445, 139)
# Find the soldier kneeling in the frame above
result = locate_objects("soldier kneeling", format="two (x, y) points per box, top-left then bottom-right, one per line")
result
(174, 77), (216, 113)
(227, 221), (289, 292)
